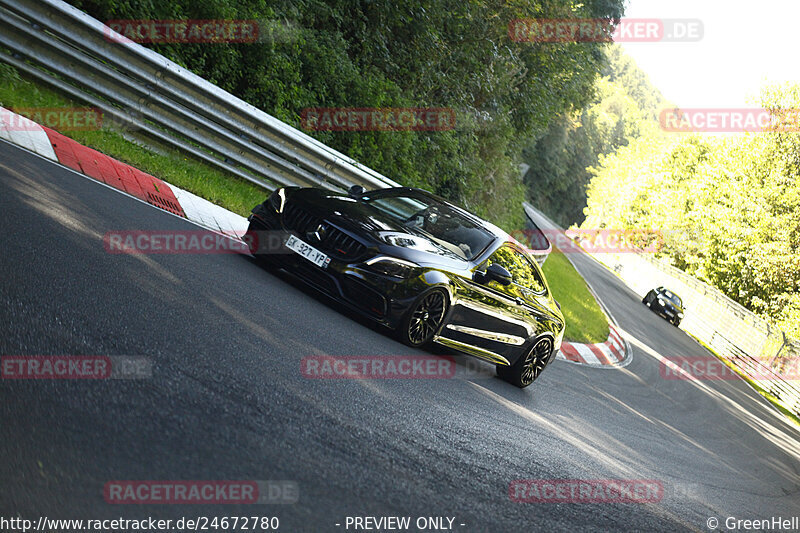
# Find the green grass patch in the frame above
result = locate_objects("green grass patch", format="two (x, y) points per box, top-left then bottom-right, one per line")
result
(543, 247), (610, 344)
(0, 63), (268, 217)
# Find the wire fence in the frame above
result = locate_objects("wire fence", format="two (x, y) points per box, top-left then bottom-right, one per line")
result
(593, 249), (800, 416)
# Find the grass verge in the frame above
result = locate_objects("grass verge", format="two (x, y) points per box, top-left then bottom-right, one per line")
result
(0, 63), (267, 217)
(543, 247), (610, 344)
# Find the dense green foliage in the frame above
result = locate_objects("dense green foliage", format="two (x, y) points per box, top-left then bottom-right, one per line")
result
(65, 0), (624, 231)
(583, 83), (800, 338)
(522, 45), (667, 226)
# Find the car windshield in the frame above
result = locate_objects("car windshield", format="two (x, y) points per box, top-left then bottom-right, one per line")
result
(663, 290), (682, 307)
(363, 191), (495, 260)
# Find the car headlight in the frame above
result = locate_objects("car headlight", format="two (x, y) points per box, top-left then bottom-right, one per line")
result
(678, 312), (684, 318)
(268, 187), (287, 213)
(365, 256), (419, 278)
(378, 232), (439, 253)
(381, 233), (418, 247)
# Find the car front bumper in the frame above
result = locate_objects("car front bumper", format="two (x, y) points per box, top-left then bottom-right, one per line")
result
(247, 211), (431, 331)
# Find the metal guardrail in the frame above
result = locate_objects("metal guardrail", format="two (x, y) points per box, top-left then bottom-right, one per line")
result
(0, 0), (400, 193)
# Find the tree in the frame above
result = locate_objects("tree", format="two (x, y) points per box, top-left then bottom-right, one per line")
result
(65, 0), (625, 231)
(582, 82), (800, 338)
(522, 44), (666, 227)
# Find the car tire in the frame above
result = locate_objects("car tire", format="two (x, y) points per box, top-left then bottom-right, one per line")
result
(496, 336), (554, 388)
(673, 319), (681, 327)
(398, 288), (449, 348)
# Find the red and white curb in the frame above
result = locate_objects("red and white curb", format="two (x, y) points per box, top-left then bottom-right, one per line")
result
(171, 187), (248, 237)
(0, 106), (249, 238)
(558, 325), (628, 367)
(0, 107), (58, 161)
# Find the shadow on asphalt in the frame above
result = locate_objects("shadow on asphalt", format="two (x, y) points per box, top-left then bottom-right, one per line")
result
(237, 252), (550, 396)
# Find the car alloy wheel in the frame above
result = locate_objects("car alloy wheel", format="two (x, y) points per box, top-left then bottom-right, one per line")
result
(498, 336), (553, 388)
(520, 337), (553, 386)
(401, 289), (447, 347)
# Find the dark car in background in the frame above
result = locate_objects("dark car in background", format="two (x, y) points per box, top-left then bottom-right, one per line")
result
(247, 185), (565, 388)
(643, 286), (685, 326)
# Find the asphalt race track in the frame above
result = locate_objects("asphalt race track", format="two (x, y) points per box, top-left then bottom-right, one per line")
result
(2, 139), (800, 532)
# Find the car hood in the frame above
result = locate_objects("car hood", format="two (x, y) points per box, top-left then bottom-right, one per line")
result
(290, 188), (404, 233)
(657, 294), (684, 313)
(286, 188), (480, 267)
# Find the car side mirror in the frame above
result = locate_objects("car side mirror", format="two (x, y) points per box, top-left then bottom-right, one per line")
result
(477, 263), (512, 286)
(348, 185), (366, 199)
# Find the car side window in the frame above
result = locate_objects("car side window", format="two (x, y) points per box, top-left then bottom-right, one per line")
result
(486, 246), (546, 295)
(514, 249), (546, 296)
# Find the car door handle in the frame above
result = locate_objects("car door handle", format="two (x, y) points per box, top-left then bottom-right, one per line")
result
(515, 297), (524, 306)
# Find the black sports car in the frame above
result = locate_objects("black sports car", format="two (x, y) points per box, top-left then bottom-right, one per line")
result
(642, 286), (685, 326)
(246, 185), (565, 388)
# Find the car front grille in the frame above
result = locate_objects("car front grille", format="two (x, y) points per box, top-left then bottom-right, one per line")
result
(293, 260), (338, 295)
(283, 203), (367, 261)
(283, 202), (317, 233)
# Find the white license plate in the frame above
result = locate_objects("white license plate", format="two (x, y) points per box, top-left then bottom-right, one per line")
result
(285, 234), (331, 269)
